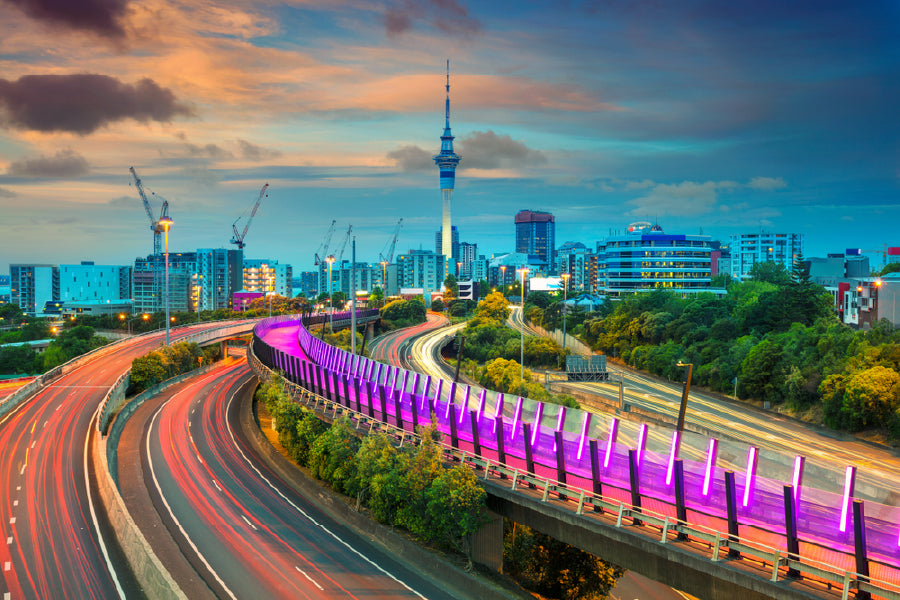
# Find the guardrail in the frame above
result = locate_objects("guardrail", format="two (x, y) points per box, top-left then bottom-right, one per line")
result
(252, 315), (900, 600)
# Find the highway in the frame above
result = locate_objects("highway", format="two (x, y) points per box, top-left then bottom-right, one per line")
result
(0, 322), (251, 600)
(131, 355), (459, 599)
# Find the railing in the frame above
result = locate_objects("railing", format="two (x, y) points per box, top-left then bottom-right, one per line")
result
(251, 314), (900, 600)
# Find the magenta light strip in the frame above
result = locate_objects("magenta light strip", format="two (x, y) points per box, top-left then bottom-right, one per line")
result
(459, 386), (471, 425)
(792, 456), (805, 503)
(411, 373), (420, 396)
(603, 418), (618, 469)
(391, 367), (399, 389)
(636, 423), (647, 466)
(665, 430), (680, 486)
(553, 407), (566, 451)
(510, 397), (523, 442)
(840, 465), (855, 533)
(476, 389), (487, 423)
(702, 438), (718, 496)
(531, 403), (544, 447)
(492, 393), (504, 435)
(743, 447), (758, 508)
(400, 370), (409, 394)
(433, 379), (443, 411)
(576, 413), (591, 460)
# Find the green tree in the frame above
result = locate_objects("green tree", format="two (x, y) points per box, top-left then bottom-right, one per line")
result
(739, 339), (785, 403)
(369, 286), (385, 309)
(425, 465), (488, 568)
(431, 298), (445, 312)
(749, 261), (791, 286)
(472, 291), (510, 326)
(443, 274), (458, 302)
(835, 366), (900, 431)
(504, 522), (625, 600)
(308, 417), (360, 492)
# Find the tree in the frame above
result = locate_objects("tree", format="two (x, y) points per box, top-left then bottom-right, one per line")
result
(425, 465), (488, 568)
(443, 274), (458, 301)
(369, 286), (385, 309)
(431, 298), (445, 312)
(472, 291), (510, 326)
(308, 417), (360, 493)
(749, 261), (791, 286)
(739, 339), (785, 403)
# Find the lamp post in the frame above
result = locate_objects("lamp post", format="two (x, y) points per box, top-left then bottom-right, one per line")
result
(159, 213), (174, 346)
(380, 261), (387, 292)
(676, 361), (693, 432)
(518, 267), (529, 380)
(561, 272), (570, 350)
(326, 255), (335, 333)
(499, 265), (507, 295)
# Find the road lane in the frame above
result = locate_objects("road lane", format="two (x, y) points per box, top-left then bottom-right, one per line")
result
(140, 358), (459, 599)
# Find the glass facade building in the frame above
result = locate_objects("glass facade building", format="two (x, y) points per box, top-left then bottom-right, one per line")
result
(515, 210), (555, 272)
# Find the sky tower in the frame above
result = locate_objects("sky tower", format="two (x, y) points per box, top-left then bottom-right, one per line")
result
(433, 59), (461, 276)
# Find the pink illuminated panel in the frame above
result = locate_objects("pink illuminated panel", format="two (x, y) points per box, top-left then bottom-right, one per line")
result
(743, 447), (758, 508)
(603, 418), (618, 469)
(840, 465), (855, 533)
(577, 412), (591, 460)
(665, 430), (680, 486)
(703, 438), (718, 496)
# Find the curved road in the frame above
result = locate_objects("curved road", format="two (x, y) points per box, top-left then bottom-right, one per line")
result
(134, 356), (459, 599)
(0, 322), (251, 600)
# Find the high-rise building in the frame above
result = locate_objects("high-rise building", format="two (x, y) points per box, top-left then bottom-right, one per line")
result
(459, 241), (477, 279)
(433, 60), (461, 277)
(10, 264), (58, 316)
(59, 262), (131, 304)
(194, 249), (243, 311)
(729, 232), (803, 280)
(396, 250), (445, 297)
(435, 226), (460, 266)
(515, 210), (556, 272)
(133, 252), (195, 314)
(298, 272), (318, 297)
(597, 222), (716, 297)
(243, 259), (292, 297)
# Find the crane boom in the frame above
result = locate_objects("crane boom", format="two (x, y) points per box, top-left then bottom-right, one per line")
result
(231, 183), (270, 250)
(129, 166), (167, 255)
(314, 220), (337, 265)
(336, 225), (352, 263)
(379, 218), (404, 264)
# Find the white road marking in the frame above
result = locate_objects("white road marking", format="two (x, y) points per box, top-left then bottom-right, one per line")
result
(241, 515), (258, 531)
(31, 441), (35, 449)
(19, 466), (24, 475)
(6, 537), (11, 544)
(225, 383), (427, 599)
(213, 480), (222, 492)
(43, 420), (47, 428)
(295, 566), (324, 591)
(147, 403), (238, 600)
(4, 561), (10, 571)
(13, 500), (18, 507)
(15, 486), (19, 492)
(5, 591), (11, 600)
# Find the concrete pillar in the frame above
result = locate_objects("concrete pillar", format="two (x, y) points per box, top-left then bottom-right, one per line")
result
(468, 509), (504, 573)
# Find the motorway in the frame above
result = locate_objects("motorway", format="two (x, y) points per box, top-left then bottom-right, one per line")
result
(0, 321), (252, 600)
(507, 307), (900, 502)
(124, 354), (461, 599)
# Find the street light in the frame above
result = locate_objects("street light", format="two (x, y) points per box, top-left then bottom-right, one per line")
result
(159, 213), (174, 346)
(561, 273), (570, 350)
(675, 361), (693, 432)
(499, 265), (507, 295)
(380, 261), (387, 291)
(517, 267), (530, 380)
(326, 255), (335, 333)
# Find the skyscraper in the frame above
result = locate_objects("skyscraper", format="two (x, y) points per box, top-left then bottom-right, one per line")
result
(515, 210), (556, 272)
(433, 60), (461, 276)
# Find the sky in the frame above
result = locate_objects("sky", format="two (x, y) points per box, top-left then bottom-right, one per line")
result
(0, 0), (898, 274)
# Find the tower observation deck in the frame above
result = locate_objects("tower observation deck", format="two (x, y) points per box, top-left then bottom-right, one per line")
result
(433, 59), (461, 275)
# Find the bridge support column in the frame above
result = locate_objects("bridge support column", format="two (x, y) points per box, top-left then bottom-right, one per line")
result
(495, 416), (507, 479)
(724, 470), (740, 558)
(589, 439), (602, 513)
(221, 340), (227, 358)
(674, 460), (687, 541)
(783, 485), (800, 579)
(468, 509), (504, 573)
(365, 321), (375, 342)
(523, 423), (536, 488)
(854, 500), (871, 600)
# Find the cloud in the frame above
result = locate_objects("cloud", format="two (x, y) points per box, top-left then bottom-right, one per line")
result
(626, 181), (723, 217)
(7, 149), (90, 177)
(0, 74), (194, 134)
(2, 0), (129, 38)
(183, 142), (233, 160)
(107, 195), (135, 208)
(237, 139), (281, 161)
(624, 179), (655, 190)
(384, 0), (480, 38)
(387, 145), (433, 171)
(748, 176), (787, 191)
(457, 130), (547, 169)
(0, 186), (16, 197)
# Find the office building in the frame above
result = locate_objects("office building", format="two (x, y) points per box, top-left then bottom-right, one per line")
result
(133, 252), (195, 314)
(515, 210), (556, 272)
(243, 259), (292, 297)
(729, 232), (803, 280)
(10, 264), (58, 317)
(194, 248), (243, 312)
(459, 241), (477, 279)
(598, 222), (716, 297)
(59, 262), (132, 304)
(396, 250), (445, 298)
(435, 226), (460, 269)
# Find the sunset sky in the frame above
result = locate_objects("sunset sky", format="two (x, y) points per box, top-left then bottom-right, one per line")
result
(0, 0), (898, 273)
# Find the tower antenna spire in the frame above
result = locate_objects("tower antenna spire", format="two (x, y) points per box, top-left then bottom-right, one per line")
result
(445, 59), (451, 127)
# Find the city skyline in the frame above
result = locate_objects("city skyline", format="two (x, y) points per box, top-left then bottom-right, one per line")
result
(0, 1), (898, 271)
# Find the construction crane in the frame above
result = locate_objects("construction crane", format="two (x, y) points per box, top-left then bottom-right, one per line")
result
(129, 166), (169, 255)
(314, 220), (337, 266)
(335, 224), (352, 263)
(230, 183), (270, 250)
(379, 218), (404, 264)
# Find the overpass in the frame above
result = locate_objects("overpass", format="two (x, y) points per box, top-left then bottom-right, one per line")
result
(251, 313), (900, 600)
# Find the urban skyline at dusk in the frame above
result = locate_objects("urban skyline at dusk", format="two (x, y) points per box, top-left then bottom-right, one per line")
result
(0, 1), (898, 271)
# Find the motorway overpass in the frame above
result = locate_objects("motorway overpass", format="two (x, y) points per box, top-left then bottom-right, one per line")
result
(252, 313), (900, 600)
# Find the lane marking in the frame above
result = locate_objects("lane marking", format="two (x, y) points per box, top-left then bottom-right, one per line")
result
(19, 466), (25, 475)
(31, 441), (35, 449)
(85, 404), (127, 600)
(213, 480), (222, 492)
(225, 383), (427, 599)
(3, 562), (9, 571)
(13, 500), (18, 507)
(147, 403), (238, 600)
(43, 420), (47, 428)
(6, 537), (11, 544)
(241, 515), (258, 531)
(295, 566), (324, 591)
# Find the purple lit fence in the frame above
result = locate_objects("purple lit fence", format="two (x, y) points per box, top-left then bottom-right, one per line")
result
(253, 315), (900, 583)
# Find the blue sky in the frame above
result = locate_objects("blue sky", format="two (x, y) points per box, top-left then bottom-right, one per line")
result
(0, 0), (898, 273)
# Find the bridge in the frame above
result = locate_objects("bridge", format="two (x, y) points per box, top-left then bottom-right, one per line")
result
(251, 312), (900, 600)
